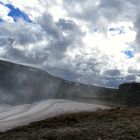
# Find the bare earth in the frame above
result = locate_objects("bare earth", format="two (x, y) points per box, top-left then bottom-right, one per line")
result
(0, 107), (140, 140)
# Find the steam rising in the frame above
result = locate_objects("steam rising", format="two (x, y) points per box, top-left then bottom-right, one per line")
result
(0, 60), (118, 105)
(0, 99), (110, 132)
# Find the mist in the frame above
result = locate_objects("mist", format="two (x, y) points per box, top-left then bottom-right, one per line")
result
(0, 59), (120, 106)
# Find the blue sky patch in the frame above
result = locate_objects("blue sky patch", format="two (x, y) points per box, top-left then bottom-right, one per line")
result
(123, 50), (135, 58)
(5, 4), (32, 22)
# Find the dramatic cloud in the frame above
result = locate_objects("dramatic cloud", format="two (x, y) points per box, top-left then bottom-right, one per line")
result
(0, 0), (140, 87)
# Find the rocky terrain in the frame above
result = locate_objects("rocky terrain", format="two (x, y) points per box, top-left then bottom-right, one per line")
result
(0, 107), (140, 140)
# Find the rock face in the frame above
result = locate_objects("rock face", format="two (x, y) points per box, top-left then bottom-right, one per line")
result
(0, 60), (118, 105)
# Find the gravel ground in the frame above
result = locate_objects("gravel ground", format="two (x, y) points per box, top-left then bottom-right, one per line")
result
(0, 107), (140, 140)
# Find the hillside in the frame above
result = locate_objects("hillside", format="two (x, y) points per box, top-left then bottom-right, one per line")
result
(0, 107), (139, 140)
(0, 59), (139, 106)
(0, 59), (118, 105)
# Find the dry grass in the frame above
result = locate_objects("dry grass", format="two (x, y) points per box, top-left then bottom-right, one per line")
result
(0, 108), (140, 140)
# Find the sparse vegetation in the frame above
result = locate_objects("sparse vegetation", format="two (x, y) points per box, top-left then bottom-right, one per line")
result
(0, 108), (140, 140)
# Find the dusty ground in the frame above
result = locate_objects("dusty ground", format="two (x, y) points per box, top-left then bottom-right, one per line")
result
(0, 107), (140, 140)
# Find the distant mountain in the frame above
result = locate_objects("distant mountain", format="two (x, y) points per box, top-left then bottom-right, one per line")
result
(0, 59), (139, 106)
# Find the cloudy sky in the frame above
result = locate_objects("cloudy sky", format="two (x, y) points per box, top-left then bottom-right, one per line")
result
(0, 0), (140, 87)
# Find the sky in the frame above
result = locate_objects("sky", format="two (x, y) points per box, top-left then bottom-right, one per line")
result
(0, 0), (140, 88)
